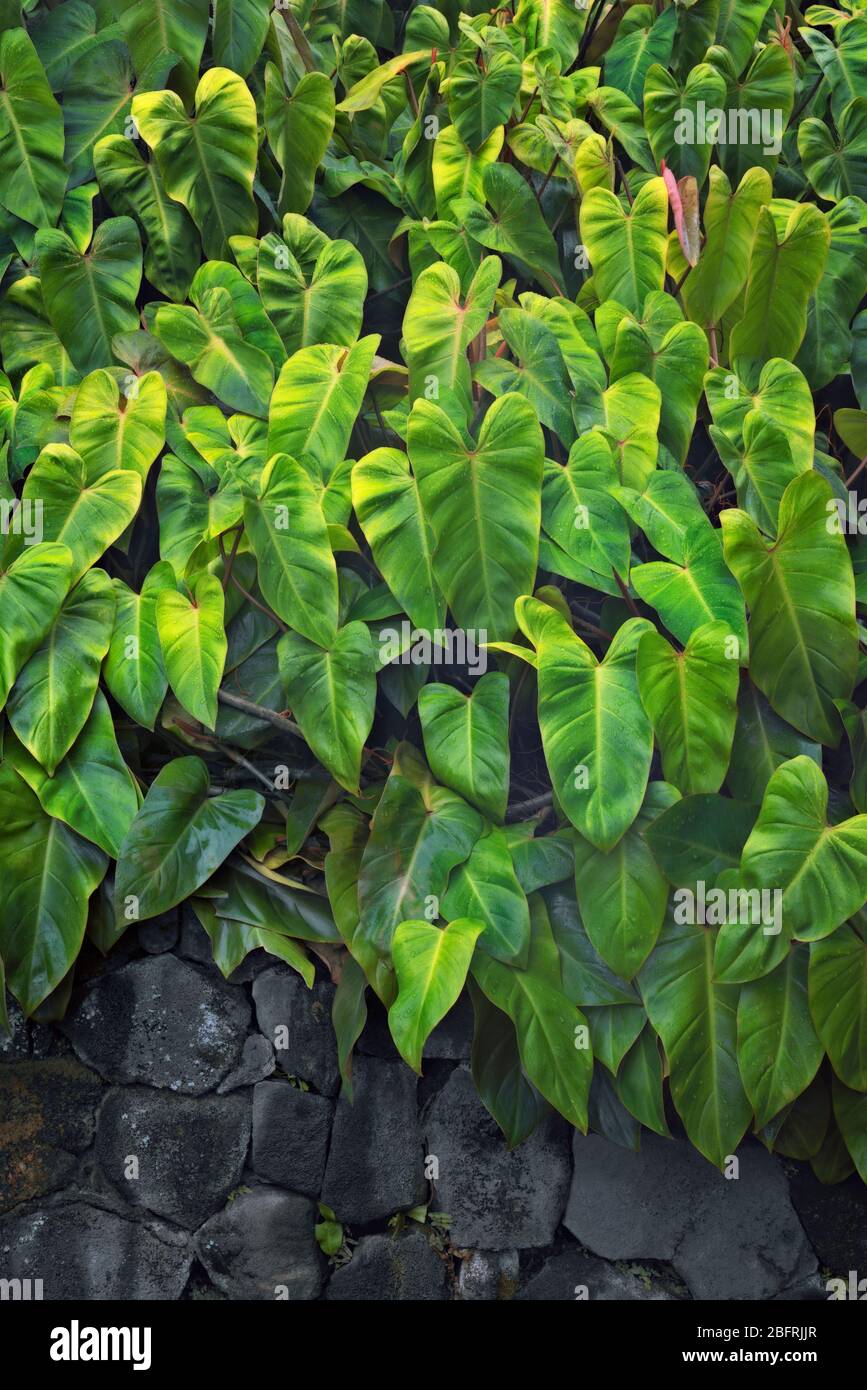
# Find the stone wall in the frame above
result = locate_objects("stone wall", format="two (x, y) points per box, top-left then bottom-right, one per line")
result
(2, 911), (864, 1301)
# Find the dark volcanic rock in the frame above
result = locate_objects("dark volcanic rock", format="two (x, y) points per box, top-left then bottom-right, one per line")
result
(252, 969), (340, 1096)
(96, 1087), (251, 1229)
(217, 1035), (275, 1093)
(565, 1132), (816, 1300)
(0, 1202), (192, 1299)
(424, 1065), (571, 1249)
(61, 955), (251, 1094)
(251, 1080), (332, 1197)
(322, 1055), (426, 1225)
(458, 1249), (519, 1300)
(195, 1187), (323, 1300)
(0, 1059), (104, 1212)
(519, 1249), (673, 1300)
(326, 1230), (448, 1300)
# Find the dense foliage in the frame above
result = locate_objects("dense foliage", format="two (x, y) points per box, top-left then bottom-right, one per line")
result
(0, 0), (866, 1184)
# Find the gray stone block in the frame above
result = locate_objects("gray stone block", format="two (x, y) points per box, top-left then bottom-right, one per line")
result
(326, 1230), (449, 1300)
(252, 1080), (333, 1197)
(196, 1187), (323, 1300)
(0, 1059), (104, 1213)
(0, 1202), (192, 1299)
(322, 1055), (426, 1225)
(458, 1249), (519, 1300)
(61, 955), (251, 1094)
(519, 1249), (673, 1300)
(217, 1035), (275, 1093)
(96, 1087), (251, 1229)
(564, 1132), (817, 1300)
(252, 969), (340, 1096)
(424, 1064), (571, 1249)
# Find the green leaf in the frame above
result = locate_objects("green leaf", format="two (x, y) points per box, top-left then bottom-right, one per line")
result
(802, 16), (867, 123)
(682, 166), (773, 329)
(133, 67), (258, 260)
(352, 447), (443, 633)
(809, 924), (867, 1091)
(721, 471), (858, 746)
(94, 135), (201, 304)
(0, 762), (107, 1015)
(69, 368), (166, 485)
(637, 620), (740, 795)
(0, 541), (73, 711)
(729, 204), (830, 376)
(705, 356), (816, 476)
(799, 97), (867, 203)
(332, 952), (368, 1097)
(432, 122), (503, 217)
(441, 825), (530, 965)
(403, 255), (501, 425)
(117, 0), (209, 74)
(517, 597), (653, 851)
(740, 756), (867, 943)
(631, 519), (747, 654)
(0, 27), (66, 229)
(540, 432), (631, 596)
(356, 749), (483, 953)
(711, 410), (802, 538)
(205, 858), (339, 943)
(7, 568), (115, 775)
(277, 621), (377, 793)
(388, 917), (483, 1071)
(606, 5), (677, 107)
(708, 42), (794, 187)
(616, 468), (706, 566)
(155, 572), (227, 728)
(468, 978), (547, 1148)
(737, 944), (823, 1128)
(264, 67), (335, 217)
(253, 219), (367, 356)
(471, 898), (593, 1133)
(574, 781), (679, 980)
(453, 162), (564, 295)
(833, 1075), (867, 1182)
(644, 792), (754, 888)
(154, 291), (274, 419)
(103, 561), (174, 731)
(715, 0), (776, 76)
(408, 393), (543, 643)
(12, 444), (141, 584)
(418, 673), (510, 824)
(243, 452), (338, 647)
(610, 315), (708, 466)
(446, 50), (521, 150)
(579, 177), (668, 316)
(268, 335), (379, 482)
(5, 690), (138, 857)
(644, 61), (727, 184)
(212, 0), (270, 78)
(114, 755), (264, 926)
(615, 1026), (670, 1137)
(640, 914), (752, 1168)
(727, 679), (821, 805)
(37, 217), (142, 374)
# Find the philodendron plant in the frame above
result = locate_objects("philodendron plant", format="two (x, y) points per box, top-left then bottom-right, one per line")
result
(0, 0), (865, 1183)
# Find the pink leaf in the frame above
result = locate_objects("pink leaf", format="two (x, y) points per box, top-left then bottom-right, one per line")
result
(661, 160), (700, 267)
